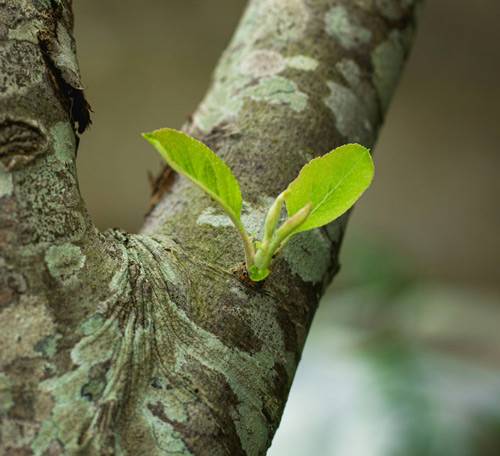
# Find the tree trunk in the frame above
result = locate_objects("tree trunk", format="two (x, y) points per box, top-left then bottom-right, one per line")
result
(0, 1), (421, 454)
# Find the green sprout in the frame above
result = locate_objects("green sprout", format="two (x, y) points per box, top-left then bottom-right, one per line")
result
(143, 128), (374, 282)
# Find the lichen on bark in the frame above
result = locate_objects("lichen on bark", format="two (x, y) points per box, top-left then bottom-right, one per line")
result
(0, 0), (421, 454)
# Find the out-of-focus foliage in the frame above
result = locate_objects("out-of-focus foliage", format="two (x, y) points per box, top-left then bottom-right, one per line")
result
(269, 237), (500, 456)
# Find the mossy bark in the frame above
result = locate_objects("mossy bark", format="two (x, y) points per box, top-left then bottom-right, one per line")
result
(0, 0), (421, 454)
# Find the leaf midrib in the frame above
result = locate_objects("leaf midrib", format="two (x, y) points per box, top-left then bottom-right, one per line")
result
(308, 152), (365, 219)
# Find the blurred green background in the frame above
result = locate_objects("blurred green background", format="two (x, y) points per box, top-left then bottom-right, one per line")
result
(73, 1), (500, 454)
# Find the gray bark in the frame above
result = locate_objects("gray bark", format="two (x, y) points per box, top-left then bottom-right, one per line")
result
(0, 0), (420, 454)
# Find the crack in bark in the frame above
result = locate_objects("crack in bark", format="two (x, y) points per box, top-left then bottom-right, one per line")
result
(0, 117), (48, 170)
(37, 1), (91, 136)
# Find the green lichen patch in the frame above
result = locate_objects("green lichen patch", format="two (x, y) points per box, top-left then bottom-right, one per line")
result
(282, 229), (332, 284)
(79, 313), (105, 336)
(45, 243), (86, 286)
(325, 5), (372, 50)
(0, 295), (55, 367)
(70, 317), (120, 367)
(240, 51), (318, 77)
(80, 372), (106, 403)
(245, 296), (287, 371)
(0, 163), (13, 198)
(285, 55), (319, 71)
(323, 80), (375, 144)
(238, 203), (267, 238)
(35, 369), (98, 454)
(142, 405), (192, 455)
(34, 333), (62, 358)
(193, 77), (248, 133)
(372, 30), (405, 111)
(51, 23), (83, 89)
(8, 17), (41, 43)
(232, 0), (310, 48)
(197, 202), (268, 238)
(336, 59), (362, 87)
(31, 419), (58, 456)
(267, 0), (310, 44)
(50, 121), (76, 164)
(194, 66), (309, 132)
(33, 315), (125, 454)
(245, 76), (308, 113)
(196, 207), (234, 229)
(327, 61), (380, 145)
(144, 386), (190, 425)
(234, 401), (270, 456)
(240, 49), (286, 78)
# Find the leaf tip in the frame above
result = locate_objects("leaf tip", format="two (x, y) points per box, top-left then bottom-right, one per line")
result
(141, 131), (156, 144)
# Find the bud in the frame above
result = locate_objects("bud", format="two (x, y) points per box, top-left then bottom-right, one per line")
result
(262, 190), (287, 243)
(274, 202), (312, 243)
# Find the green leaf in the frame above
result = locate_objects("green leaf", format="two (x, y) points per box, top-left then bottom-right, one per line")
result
(285, 144), (374, 234)
(142, 128), (243, 225)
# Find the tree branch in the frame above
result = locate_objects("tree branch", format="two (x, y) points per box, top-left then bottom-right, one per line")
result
(0, 1), (421, 455)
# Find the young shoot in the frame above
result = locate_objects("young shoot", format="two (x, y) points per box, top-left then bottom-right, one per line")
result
(143, 128), (374, 282)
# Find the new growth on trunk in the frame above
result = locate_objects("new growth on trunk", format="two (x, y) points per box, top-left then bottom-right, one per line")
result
(0, 0), (420, 454)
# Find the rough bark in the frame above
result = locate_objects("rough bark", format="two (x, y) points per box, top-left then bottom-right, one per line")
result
(0, 0), (421, 454)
